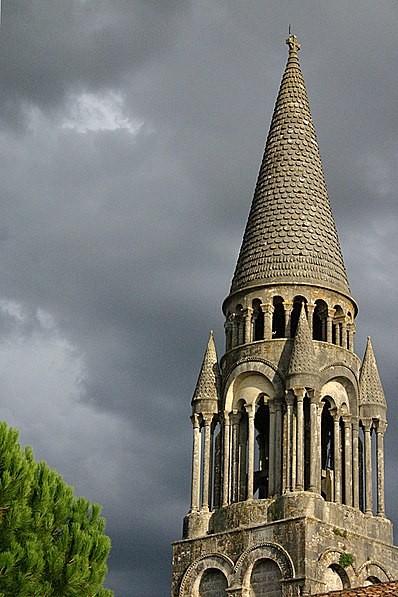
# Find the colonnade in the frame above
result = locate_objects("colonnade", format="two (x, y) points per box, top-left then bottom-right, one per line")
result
(225, 301), (356, 352)
(189, 397), (386, 518)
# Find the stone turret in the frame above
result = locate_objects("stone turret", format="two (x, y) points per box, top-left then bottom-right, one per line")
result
(172, 36), (398, 597)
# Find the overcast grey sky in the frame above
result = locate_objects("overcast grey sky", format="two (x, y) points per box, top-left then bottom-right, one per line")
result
(0, 2), (397, 596)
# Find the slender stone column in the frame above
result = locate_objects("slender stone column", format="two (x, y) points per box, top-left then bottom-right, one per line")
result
(332, 412), (341, 503)
(295, 389), (305, 491)
(232, 315), (239, 348)
(239, 415), (248, 501)
(376, 421), (387, 517)
(268, 398), (276, 496)
(352, 417), (359, 508)
(190, 414), (201, 511)
(342, 416), (352, 506)
(224, 320), (232, 352)
(363, 421), (373, 515)
(321, 316), (327, 341)
(262, 303), (274, 340)
(283, 301), (294, 338)
(275, 400), (283, 494)
(306, 303), (315, 338)
(243, 307), (253, 344)
(341, 318), (348, 349)
(201, 415), (212, 511)
(246, 404), (256, 500)
(326, 308), (335, 343)
(285, 392), (295, 492)
(309, 398), (319, 492)
(348, 322), (356, 352)
(238, 316), (244, 346)
(222, 412), (231, 507)
(230, 412), (241, 503)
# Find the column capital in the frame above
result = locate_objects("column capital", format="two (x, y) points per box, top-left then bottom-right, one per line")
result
(361, 417), (373, 431)
(190, 413), (200, 429)
(244, 403), (256, 417)
(341, 414), (352, 426)
(327, 308), (336, 318)
(283, 300), (294, 309)
(308, 388), (322, 405)
(285, 390), (295, 406)
(306, 302), (316, 312)
(292, 387), (306, 401)
(243, 306), (253, 318)
(201, 413), (214, 426)
(261, 302), (274, 315)
(375, 420), (387, 434)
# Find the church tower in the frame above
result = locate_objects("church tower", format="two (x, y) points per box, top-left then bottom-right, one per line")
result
(171, 36), (398, 597)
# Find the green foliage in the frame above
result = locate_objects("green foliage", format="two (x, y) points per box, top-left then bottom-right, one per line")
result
(333, 527), (347, 538)
(0, 422), (113, 596)
(339, 552), (355, 568)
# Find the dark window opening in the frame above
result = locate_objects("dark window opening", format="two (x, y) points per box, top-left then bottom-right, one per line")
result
(272, 297), (285, 338)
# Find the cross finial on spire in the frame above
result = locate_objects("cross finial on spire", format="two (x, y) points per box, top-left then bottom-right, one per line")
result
(286, 33), (300, 55)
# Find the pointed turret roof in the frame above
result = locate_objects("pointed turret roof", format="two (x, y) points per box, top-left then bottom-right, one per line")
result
(192, 331), (220, 409)
(359, 337), (386, 407)
(230, 35), (350, 296)
(288, 305), (317, 376)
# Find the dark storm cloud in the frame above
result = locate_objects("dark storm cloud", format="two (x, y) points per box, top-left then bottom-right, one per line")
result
(0, 2), (397, 596)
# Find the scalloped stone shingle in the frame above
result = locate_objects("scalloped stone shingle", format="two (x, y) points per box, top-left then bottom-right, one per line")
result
(288, 305), (317, 377)
(359, 337), (386, 406)
(231, 37), (350, 296)
(192, 331), (220, 405)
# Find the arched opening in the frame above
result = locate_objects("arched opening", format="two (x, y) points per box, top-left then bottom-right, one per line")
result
(252, 299), (264, 341)
(313, 299), (328, 341)
(321, 399), (334, 501)
(290, 296), (307, 338)
(250, 558), (282, 597)
(199, 568), (228, 597)
(364, 576), (382, 586)
(272, 297), (285, 338)
(324, 564), (350, 591)
(254, 395), (270, 498)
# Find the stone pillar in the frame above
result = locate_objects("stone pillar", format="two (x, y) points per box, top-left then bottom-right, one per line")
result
(238, 316), (244, 346)
(309, 396), (319, 492)
(342, 415), (352, 506)
(268, 398), (276, 496)
(348, 322), (356, 352)
(295, 388), (305, 491)
(326, 308), (335, 343)
(190, 414), (201, 512)
(275, 400), (283, 495)
(285, 392), (295, 492)
(321, 316), (327, 342)
(239, 415), (248, 501)
(246, 404), (255, 500)
(376, 421), (387, 517)
(222, 412), (230, 507)
(341, 318), (348, 349)
(283, 301), (294, 338)
(306, 303), (315, 338)
(230, 412), (241, 503)
(262, 303), (274, 340)
(352, 417), (359, 509)
(363, 421), (373, 515)
(224, 318), (233, 352)
(243, 307), (253, 344)
(332, 412), (341, 503)
(201, 415), (212, 511)
(232, 315), (239, 348)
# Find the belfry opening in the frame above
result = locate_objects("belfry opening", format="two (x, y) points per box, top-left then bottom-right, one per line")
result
(172, 35), (398, 597)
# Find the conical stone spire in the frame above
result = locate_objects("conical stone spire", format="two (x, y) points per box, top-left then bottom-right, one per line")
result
(192, 331), (220, 413)
(360, 337), (386, 408)
(231, 35), (350, 296)
(287, 304), (319, 389)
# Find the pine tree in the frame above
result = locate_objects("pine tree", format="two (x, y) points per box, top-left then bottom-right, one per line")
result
(0, 422), (113, 596)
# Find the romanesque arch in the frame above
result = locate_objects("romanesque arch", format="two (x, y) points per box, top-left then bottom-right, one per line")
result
(179, 553), (234, 597)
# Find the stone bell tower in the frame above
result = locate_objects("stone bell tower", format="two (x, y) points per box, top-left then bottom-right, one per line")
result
(171, 36), (398, 597)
